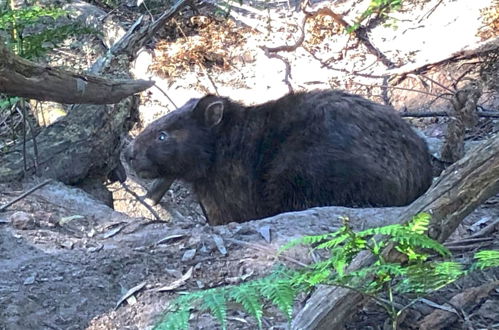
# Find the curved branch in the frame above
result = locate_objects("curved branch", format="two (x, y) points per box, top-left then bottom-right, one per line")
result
(0, 38), (154, 104)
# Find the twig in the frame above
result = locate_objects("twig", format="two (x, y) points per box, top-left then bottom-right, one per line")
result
(263, 17), (306, 53)
(445, 237), (495, 246)
(469, 219), (499, 238)
(260, 47), (294, 93)
(16, 103), (39, 175)
(400, 111), (499, 118)
(197, 61), (220, 96)
(153, 84), (178, 109)
(385, 36), (499, 77)
(19, 103), (28, 172)
(351, 82), (452, 99)
(226, 237), (308, 267)
(417, 0), (445, 23)
(308, 49), (387, 79)
(306, 5), (395, 67)
(446, 242), (493, 252)
(120, 181), (161, 221)
(0, 179), (53, 212)
(263, 5), (394, 68)
(418, 74), (455, 94)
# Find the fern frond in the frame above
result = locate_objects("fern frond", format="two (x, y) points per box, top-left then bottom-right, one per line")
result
(406, 212), (431, 234)
(472, 250), (499, 270)
(280, 231), (342, 252)
(314, 233), (350, 250)
(329, 247), (350, 276)
(356, 223), (404, 237)
(259, 277), (296, 319)
(201, 289), (228, 330)
(396, 261), (464, 293)
(393, 232), (451, 257)
(154, 307), (190, 330)
(229, 283), (264, 329)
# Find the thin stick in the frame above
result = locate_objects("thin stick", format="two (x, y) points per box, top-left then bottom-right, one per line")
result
(352, 82), (452, 99)
(226, 237), (308, 267)
(469, 219), (499, 238)
(120, 181), (162, 221)
(153, 84), (178, 109)
(445, 237), (495, 246)
(401, 111), (499, 118)
(0, 179), (53, 212)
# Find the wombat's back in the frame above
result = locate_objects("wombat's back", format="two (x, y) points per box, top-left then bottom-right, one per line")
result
(197, 90), (433, 224)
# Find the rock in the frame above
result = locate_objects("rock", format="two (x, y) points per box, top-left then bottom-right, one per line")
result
(10, 211), (37, 230)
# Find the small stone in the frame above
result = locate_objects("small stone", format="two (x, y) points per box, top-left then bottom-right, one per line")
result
(24, 273), (37, 285)
(10, 211), (37, 230)
(258, 225), (271, 243)
(60, 241), (74, 249)
(181, 248), (196, 262)
(212, 234), (227, 255)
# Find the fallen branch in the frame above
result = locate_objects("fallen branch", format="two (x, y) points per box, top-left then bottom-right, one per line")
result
(291, 134), (499, 329)
(385, 36), (499, 76)
(418, 280), (499, 329)
(263, 5), (395, 68)
(0, 179), (52, 212)
(120, 181), (162, 221)
(0, 38), (154, 104)
(0, 0), (190, 184)
(401, 111), (499, 118)
(259, 46), (294, 93)
(441, 82), (482, 163)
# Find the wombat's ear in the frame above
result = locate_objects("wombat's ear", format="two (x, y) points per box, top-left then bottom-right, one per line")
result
(204, 101), (224, 127)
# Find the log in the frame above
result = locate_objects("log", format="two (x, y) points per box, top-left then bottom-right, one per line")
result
(291, 134), (499, 330)
(0, 0), (190, 184)
(0, 38), (154, 104)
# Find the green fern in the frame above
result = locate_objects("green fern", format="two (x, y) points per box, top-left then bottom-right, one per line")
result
(396, 261), (464, 293)
(279, 230), (343, 252)
(155, 305), (190, 330)
(201, 289), (228, 329)
(347, 0), (403, 33)
(156, 213), (498, 329)
(472, 250), (499, 270)
(258, 271), (296, 320)
(229, 282), (264, 329)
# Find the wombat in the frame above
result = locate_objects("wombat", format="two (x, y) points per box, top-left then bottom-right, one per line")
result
(125, 90), (433, 225)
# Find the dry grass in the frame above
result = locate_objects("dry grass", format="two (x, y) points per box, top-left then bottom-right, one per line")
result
(150, 15), (254, 78)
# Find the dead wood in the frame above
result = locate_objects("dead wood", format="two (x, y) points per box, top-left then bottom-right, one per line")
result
(385, 36), (499, 77)
(441, 82), (482, 163)
(0, 179), (52, 212)
(264, 5), (395, 68)
(418, 280), (499, 330)
(0, 0), (190, 184)
(291, 134), (499, 330)
(401, 111), (499, 119)
(0, 38), (154, 104)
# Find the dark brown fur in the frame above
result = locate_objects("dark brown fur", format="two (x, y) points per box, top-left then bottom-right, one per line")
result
(126, 90), (433, 225)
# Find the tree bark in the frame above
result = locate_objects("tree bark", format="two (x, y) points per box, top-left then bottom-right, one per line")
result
(0, 38), (154, 104)
(291, 134), (499, 330)
(0, 0), (190, 184)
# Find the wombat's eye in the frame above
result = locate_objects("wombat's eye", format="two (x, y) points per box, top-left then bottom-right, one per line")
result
(158, 131), (169, 141)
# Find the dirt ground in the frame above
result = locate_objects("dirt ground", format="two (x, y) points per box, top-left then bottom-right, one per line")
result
(1, 0), (499, 329)
(0, 182), (498, 330)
